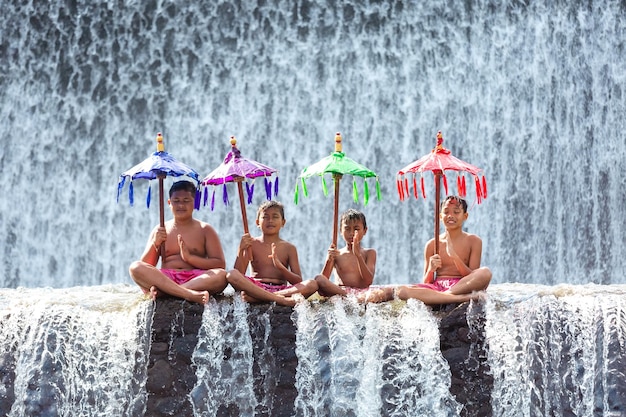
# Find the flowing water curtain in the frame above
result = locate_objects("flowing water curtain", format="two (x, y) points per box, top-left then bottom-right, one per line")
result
(293, 299), (461, 417)
(484, 287), (626, 416)
(0, 289), (151, 417)
(190, 296), (257, 416)
(377, 300), (461, 417)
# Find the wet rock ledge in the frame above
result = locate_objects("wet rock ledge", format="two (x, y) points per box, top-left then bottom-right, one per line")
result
(146, 296), (492, 417)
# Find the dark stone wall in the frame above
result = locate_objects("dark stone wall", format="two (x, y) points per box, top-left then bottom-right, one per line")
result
(146, 297), (492, 417)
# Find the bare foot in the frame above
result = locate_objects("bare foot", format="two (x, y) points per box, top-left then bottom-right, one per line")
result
(184, 290), (209, 305)
(149, 286), (161, 300)
(274, 295), (296, 307)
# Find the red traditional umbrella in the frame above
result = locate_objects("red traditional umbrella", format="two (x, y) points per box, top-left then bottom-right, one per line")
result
(201, 136), (278, 235)
(396, 131), (487, 255)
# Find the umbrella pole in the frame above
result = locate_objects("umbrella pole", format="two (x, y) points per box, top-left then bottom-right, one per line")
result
(236, 179), (253, 262)
(158, 174), (166, 262)
(236, 179), (250, 234)
(332, 174), (341, 247)
(433, 172), (442, 282)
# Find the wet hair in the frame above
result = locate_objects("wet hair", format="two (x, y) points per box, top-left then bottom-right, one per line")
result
(340, 208), (367, 229)
(257, 200), (285, 220)
(441, 195), (468, 213)
(169, 180), (197, 197)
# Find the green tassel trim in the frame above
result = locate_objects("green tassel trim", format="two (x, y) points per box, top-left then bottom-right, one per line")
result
(294, 181), (299, 205)
(364, 180), (370, 206)
(322, 176), (328, 196)
(352, 180), (358, 203)
(376, 179), (382, 201)
(301, 177), (308, 197)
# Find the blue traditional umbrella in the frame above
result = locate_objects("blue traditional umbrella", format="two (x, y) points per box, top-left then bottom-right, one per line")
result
(117, 132), (200, 260)
(294, 132), (381, 247)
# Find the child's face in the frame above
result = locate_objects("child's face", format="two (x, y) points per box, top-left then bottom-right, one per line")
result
(440, 199), (468, 228)
(256, 206), (285, 233)
(168, 190), (195, 217)
(341, 219), (366, 244)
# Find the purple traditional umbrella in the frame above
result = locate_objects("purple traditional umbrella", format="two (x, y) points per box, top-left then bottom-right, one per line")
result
(201, 136), (278, 235)
(117, 133), (200, 260)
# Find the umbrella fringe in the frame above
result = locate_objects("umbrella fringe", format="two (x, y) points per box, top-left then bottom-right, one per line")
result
(294, 181), (299, 205)
(396, 178), (404, 201)
(247, 182), (255, 204)
(264, 177), (271, 200)
(352, 180), (358, 203)
(376, 179), (381, 201)
(203, 187), (209, 207)
(274, 176), (279, 198)
(364, 180), (370, 206)
(404, 177), (409, 198)
(211, 189), (216, 211)
(301, 178), (308, 197)
(116, 178), (125, 203)
(146, 184), (151, 208)
(456, 175), (462, 197)
(482, 176), (488, 199)
(413, 176), (419, 200)
(223, 183), (229, 206)
(129, 181), (134, 207)
(322, 177), (328, 196)
(475, 176), (482, 204)
(462, 176), (467, 197)
(194, 188), (201, 210)
(421, 176), (426, 199)
(443, 174), (449, 196)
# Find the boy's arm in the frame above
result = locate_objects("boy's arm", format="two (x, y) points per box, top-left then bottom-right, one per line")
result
(233, 234), (254, 273)
(422, 240), (438, 283)
(445, 234), (481, 276)
(180, 226), (226, 270)
(355, 248), (376, 287)
(270, 243), (302, 284)
(140, 226), (164, 266)
(320, 244), (337, 278)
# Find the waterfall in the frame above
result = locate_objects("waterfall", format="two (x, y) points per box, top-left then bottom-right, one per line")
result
(1, 0), (625, 288)
(0, 285), (151, 416)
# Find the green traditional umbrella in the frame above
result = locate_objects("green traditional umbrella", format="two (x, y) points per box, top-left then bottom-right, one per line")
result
(294, 132), (381, 246)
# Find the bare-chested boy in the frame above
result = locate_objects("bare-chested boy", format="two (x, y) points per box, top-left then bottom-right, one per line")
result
(396, 195), (491, 304)
(226, 201), (318, 307)
(315, 209), (390, 302)
(129, 180), (228, 304)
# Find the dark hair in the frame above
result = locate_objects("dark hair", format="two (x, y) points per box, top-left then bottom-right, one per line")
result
(340, 209), (367, 229)
(169, 180), (197, 197)
(257, 200), (285, 220)
(441, 195), (468, 212)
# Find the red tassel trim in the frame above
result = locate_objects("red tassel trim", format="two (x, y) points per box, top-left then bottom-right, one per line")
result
(397, 179), (404, 201)
(482, 176), (488, 199)
(442, 174), (448, 196)
(404, 178), (409, 198)
(421, 176), (426, 198)
(456, 176), (462, 197)
(413, 176), (418, 199)
(475, 176), (482, 204)
(461, 176), (467, 197)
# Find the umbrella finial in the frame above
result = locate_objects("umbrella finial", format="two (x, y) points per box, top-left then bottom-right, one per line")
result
(436, 131), (444, 150)
(335, 132), (343, 153)
(230, 136), (237, 147)
(156, 132), (165, 152)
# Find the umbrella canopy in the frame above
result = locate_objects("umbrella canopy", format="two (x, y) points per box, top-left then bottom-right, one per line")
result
(295, 132), (381, 246)
(201, 136), (278, 234)
(396, 131), (487, 256)
(117, 132), (200, 260)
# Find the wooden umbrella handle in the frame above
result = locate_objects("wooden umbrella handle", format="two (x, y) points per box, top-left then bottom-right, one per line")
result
(332, 174), (341, 247)
(158, 175), (166, 262)
(236, 179), (253, 261)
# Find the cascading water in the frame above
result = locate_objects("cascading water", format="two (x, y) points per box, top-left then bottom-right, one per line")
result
(1, 1), (626, 416)
(1, 0), (625, 288)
